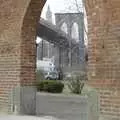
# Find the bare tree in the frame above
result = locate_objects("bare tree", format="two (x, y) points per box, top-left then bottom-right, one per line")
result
(63, 0), (83, 13)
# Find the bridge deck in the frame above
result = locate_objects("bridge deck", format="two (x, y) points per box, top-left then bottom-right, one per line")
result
(37, 18), (78, 48)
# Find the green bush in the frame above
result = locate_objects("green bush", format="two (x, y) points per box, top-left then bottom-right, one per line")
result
(67, 74), (86, 94)
(37, 80), (64, 93)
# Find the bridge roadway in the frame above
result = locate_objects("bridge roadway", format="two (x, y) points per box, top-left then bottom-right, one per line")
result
(37, 18), (79, 49)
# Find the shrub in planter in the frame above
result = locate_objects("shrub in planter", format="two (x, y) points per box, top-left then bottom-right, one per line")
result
(37, 80), (64, 93)
(67, 73), (86, 94)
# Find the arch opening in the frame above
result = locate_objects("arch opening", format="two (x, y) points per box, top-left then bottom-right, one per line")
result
(71, 22), (79, 42)
(0, 0), (120, 119)
(61, 22), (68, 34)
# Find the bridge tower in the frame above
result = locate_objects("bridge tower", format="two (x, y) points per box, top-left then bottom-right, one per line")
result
(55, 13), (85, 70)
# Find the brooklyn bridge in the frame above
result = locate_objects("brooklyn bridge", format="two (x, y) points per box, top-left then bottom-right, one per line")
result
(0, 0), (120, 120)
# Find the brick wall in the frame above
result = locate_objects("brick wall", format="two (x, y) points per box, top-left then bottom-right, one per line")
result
(85, 0), (120, 119)
(0, 0), (45, 113)
(20, 0), (45, 86)
(1, 0), (120, 117)
(0, 0), (23, 112)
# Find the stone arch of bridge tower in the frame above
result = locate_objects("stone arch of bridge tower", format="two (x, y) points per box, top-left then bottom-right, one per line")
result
(60, 22), (68, 34)
(71, 22), (80, 65)
(55, 13), (84, 43)
(71, 22), (79, 42)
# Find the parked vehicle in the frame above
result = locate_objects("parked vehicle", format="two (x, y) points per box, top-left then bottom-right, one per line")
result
(36, 60), (59, 80)
(44, 71), (58, 80)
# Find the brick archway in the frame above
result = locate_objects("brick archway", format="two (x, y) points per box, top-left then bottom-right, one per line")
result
(0, 0), (46, 114)
(20, 0), (45, 86)
(0, 0), (120, 119)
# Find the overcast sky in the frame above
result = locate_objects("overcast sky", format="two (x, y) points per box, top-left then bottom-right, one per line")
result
(41, 0), (82, 18)
(37, 0), (88, 45)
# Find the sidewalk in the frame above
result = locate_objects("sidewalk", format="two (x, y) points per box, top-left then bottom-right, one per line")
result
(0, 115), (60, 120)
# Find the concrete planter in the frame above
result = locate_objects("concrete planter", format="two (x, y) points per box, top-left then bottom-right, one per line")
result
(36, 92), (99, 120)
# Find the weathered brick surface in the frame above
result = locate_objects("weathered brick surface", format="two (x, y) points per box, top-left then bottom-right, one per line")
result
(0, 0), (120, 118)
(0, 0), (45, 112)
(85, 0), (120, 119)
